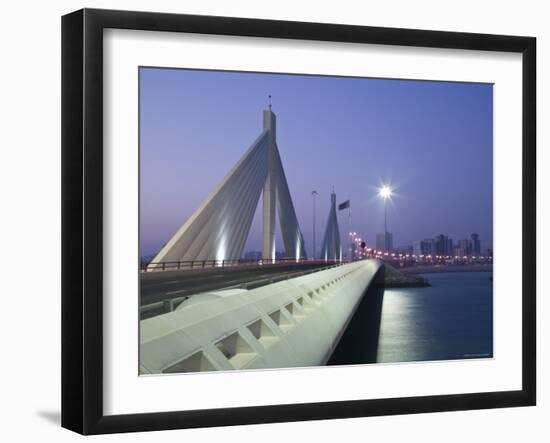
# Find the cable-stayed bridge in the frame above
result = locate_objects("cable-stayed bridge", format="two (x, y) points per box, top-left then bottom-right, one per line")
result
(149, 107), (307, 268)
(140, 106), (382, 374)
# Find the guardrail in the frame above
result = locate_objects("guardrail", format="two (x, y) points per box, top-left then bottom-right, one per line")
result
(141, 257), (347, 272)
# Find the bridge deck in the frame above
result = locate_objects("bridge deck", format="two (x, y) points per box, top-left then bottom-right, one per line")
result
(140, 262), (334, 306)
(140, 260), (382, 374)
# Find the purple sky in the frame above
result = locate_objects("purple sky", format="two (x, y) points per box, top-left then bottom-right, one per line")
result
(139, 68), (493, 258)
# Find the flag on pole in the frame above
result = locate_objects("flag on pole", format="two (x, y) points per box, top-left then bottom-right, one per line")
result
(338, 200), (350, 211)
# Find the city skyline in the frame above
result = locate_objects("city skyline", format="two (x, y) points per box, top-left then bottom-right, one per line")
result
(140, 68), (493, 258)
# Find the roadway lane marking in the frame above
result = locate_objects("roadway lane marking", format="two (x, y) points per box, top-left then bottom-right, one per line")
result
(166, 289), (188, 295)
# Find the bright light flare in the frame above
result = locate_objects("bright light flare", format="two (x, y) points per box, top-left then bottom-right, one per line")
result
(379, 185), (393, 200)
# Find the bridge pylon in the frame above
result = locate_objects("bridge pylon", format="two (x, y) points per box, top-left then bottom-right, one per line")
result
(320, 191), (342, 262)
(149, 108), (307, 268)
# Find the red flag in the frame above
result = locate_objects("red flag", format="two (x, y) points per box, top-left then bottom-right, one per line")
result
(338, 200), (350, 210)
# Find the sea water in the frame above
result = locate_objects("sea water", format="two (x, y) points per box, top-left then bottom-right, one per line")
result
(329, 271), (493, 365)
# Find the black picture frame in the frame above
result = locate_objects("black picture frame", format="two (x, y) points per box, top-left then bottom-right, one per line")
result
(61, 8), (536, 435)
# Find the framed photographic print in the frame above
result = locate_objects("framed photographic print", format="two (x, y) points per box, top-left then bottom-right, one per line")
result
(61, 8), (536, 435)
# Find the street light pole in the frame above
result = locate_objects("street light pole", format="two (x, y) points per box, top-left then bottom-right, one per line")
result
(384, 200), (388, 251)
(348, 204), (353, 261)
(312, 190), (318, 260)
(379, 185), (392, 253)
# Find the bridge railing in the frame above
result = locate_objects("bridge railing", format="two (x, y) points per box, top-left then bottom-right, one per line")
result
(140, 260), (383, 374)
(140, 257), (348, 272)
(140, 261), (347, 320)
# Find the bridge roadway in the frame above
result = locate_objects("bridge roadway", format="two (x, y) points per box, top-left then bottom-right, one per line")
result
(140, 262), (334, 306)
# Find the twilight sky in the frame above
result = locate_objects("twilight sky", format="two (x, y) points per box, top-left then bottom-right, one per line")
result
(139, 67), (493, 258)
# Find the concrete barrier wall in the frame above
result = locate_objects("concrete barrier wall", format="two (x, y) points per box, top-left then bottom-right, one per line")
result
(140, 259), (382, 374)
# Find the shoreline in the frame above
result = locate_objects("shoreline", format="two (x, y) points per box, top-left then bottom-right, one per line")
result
(380, 263), (431, 288)
(400, 264), (493, 275)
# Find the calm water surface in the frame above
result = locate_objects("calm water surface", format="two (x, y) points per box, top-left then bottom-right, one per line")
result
(377, 272), (493, 363)
(329, 271), (493, 365)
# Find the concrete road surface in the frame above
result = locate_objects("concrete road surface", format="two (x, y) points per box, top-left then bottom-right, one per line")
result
(140, 262), (332, 306)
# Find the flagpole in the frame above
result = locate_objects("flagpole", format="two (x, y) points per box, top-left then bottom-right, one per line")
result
(349, 204), (352, 261)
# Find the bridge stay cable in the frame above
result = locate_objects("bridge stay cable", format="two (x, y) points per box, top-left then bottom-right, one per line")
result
(149, 108), (308, 270)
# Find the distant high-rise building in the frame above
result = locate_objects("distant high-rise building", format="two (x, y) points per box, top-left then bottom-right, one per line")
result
(376, 232), (393, 252)
(471, 233), (481, 256)
(458, 238), (472, 256)
(432, 234), (453, 256)
(454, 245), (467, 257)
(413, 239), (432, 256)
(394, 246), (411, 256)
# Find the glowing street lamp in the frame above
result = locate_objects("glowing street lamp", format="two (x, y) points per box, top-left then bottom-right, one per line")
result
(379, 185), (392, 200)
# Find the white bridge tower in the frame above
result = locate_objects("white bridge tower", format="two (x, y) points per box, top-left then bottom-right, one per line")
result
(150, 107), (307, 267)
